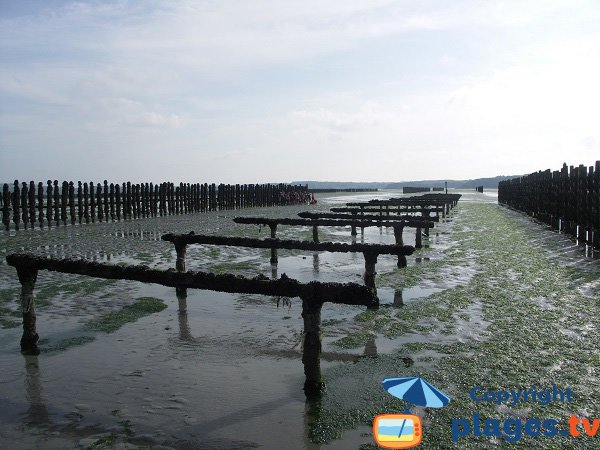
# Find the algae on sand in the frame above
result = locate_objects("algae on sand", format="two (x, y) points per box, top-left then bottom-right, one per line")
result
(85, 297), (167, 333)
(309, 202), (600, 449)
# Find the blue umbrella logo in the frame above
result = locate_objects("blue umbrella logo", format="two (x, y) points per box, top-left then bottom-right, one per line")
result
(383, 377), (450, 409)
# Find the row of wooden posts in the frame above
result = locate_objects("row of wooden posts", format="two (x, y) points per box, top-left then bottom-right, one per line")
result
(498, 161), (600, 249)
(1, 180), (309, 231)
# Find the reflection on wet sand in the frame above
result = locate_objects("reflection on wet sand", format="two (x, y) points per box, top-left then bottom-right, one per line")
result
(393, 289), (404, 307)
(24, 355), (49, 426)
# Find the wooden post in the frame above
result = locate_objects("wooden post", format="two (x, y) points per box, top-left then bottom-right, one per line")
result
(270, 224), (278, 264)
(300, 296), (324, 397)
(28, 181), (36, 228)
(154, 184), (159, 216)
(94, 183), (102, 222)
(83, 182), (89, 224)
(37, 182), (44, 229)
(60, 181), (68, 226)
(109, 183), (115, 221)
(17, 265), (39, 354)
(103, 180), (109, 220)
(46, 181), (52, 228)
(12, 180), (21, 230)
(126, 182), (132, 219)
(393, 225), (407, 268)
(89, 182), (95, 223)
(175, 242), (187, 300)
(312, 225), (319, 243)
(363, 252), (379, 301)
(415, 226), (422, 249)
(122, 182), (127, 219)
(53, 180), (60, 226)
(115, 184), (121, 221)
(2, 184), (10, 230)
(393, 290), (403, 307)
(68, 182), (75, 225)
(77, 182), (83, 224)
(21, 182), (29, 229)
(131, 184), (137, 219)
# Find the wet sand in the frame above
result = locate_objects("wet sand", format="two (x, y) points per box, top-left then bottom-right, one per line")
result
(0, 190), (597, 449)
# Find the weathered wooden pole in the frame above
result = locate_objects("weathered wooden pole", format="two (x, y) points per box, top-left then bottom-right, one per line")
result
(83, 182), (90, 224)
(21, 182), (29, 229)
(37, 182), (44, 229)
(109, 183), (115, 221)
(175, 242), (187, 300)
(300, 296), (324, 397)
(363, 252), (379, 302)
(17, 265), (39, 354)
(77, 182), (83, 224)
(154, 184), (159, 216)
(53, 180), (59, 226)
(46, 180), (53, 228)
(115, 184), (121, 221)
(28, 181), (36, 228)
(312, 225), (319, 243)
(89, 182), (96, 223)
(393, 290), (404, 307)
(393, 225), (407, 268)
(103, 180), (109, 220)
(60, 181), (68, 226)
(415, 226), (422, 249)
(69, 182), (76, 225)
(2, 184), (10, 230)
(13, 181), (21, 230)
(126, 182), (132, 219)
(96, 183), (104, 222)
(131, 184), (137, 219)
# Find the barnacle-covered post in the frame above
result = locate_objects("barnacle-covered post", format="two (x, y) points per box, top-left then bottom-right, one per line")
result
(61, 181), (68, 226)
(12, 180), (21, 230)
(21, 181), (29, 229)
(16, 264), (39, 354)
(69, 182), (76, 225)
(52, 180), (59, 226)
(2, 184), (10, 231)
(363, 251), (379, 304)
(300, 292), (324, 397)
(29, 181), (36, 228)
(175, 238), (188, 304)
(393, 225), (407, 268)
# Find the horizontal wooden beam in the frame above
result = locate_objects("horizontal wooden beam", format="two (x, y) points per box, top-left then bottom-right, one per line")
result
(297, 211), (438, 223)
(161, 233), (415, 256)
(5, 253), (376, 306)
(233, 216), (434, 229)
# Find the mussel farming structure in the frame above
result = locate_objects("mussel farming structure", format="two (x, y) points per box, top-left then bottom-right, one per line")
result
(498, 161), (600, 249)
(1, 180), (309, 231)
(5, 192), (460, 396)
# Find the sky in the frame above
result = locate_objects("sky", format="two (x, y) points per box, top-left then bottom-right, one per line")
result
(1, 0), (599, 184)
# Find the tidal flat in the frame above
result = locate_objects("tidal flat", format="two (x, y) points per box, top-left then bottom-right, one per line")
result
(0, 190), (597, 449)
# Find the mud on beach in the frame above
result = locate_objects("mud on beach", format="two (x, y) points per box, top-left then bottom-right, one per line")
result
(0, 190), (598, 449)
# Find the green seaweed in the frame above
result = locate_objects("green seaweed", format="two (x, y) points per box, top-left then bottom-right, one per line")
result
(309, 202), (600, 448)
(42, 335), (96, 353)
(85, 297), (167, 333)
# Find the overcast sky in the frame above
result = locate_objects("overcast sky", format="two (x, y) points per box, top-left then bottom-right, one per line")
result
(1, 0), (599, 183)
